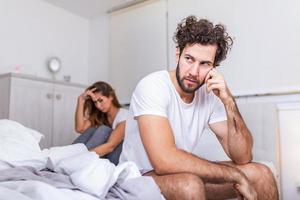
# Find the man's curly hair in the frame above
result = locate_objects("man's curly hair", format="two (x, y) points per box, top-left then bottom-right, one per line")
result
(173, 16), (233, 66)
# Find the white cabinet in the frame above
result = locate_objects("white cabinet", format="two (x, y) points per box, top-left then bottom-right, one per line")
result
(52, 84), (84, 147)
(0, 73), (86, 149)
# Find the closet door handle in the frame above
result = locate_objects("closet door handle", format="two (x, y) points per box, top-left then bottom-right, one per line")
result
(56, 94), (62, 100)
(46, 93), (53, 99)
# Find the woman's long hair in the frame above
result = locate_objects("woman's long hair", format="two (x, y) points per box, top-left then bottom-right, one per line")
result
(84, 81), (121, 127)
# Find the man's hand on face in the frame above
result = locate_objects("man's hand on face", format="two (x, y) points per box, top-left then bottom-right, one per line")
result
(205, 68), (233, 105)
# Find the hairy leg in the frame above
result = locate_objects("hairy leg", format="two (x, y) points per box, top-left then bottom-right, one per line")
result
(205, 183), (236, 200)
(144, 171), (206, 200)
(206, 161), (279, 200)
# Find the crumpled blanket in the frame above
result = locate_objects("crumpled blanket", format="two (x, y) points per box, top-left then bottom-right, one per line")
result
(106, 176), (163, 200)
(0, 165), (77, 190)
(0, 144), (164, 200)
(42, 144), (142, 199)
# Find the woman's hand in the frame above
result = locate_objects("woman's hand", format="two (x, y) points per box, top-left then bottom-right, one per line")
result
(78, 87), (97, 103)
(75, 87), (96, 133)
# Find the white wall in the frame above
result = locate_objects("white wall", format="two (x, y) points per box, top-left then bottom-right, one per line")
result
(108, 0), (168, 103)
(6, 0), (298, 93)
(88, 14), (109, 84)
(106, 0), (300, 99)
(0, 0), (90, 84)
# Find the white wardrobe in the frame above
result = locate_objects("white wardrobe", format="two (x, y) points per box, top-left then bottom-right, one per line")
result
(0, 73), (86, 149)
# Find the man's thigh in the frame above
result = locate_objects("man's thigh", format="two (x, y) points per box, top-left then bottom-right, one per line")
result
(144, 171), (206, 200)
(144, 161), (277, 200)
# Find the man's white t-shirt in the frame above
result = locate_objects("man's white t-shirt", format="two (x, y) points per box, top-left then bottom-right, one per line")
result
(119, 70), (227, 172)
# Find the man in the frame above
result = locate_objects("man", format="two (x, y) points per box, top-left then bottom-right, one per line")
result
(119, 16), (278, 200)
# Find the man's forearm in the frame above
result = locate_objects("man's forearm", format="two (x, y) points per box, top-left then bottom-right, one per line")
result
(224, 97), (253, 164)
(159, 148), (248, 185)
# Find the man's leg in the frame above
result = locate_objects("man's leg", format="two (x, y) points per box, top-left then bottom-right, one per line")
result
(205, 161), (279, 200)
(145, 161), (278, 200)
(144, 171), (206, 200)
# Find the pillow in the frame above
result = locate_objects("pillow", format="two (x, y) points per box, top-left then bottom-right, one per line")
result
(0, 119), (45, 165)
(25, 126), (44, 143)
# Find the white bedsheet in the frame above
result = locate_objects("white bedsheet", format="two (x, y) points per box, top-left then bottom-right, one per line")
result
(0, 120), (162, 200)
(0, 120), (46, 170)
(0, 180), (100, 200)
(43, 143), (140, 199)
(0, 143), (141, 200)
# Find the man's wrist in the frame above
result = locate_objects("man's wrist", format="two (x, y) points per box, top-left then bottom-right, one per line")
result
(223, 96), (235, 106)
(232, 167), (247, 185)
(221, 163), (245, 184)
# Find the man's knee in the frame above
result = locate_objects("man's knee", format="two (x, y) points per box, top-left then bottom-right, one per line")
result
(179, 173), (206, 199)
(242, 162), (279, 200)
(244, 162), (276, 184)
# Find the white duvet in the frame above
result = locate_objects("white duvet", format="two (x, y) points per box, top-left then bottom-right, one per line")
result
(0, 180), (100, 200)
(0, 120), (141, 200)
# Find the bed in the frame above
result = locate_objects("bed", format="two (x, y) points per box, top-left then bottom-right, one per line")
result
(0, 120), (164, 200)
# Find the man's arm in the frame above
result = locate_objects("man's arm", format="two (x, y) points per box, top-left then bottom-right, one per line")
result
(209, 104), (253, 164)
(139, 115), (246, 183)
(138, 115), (256, 199)
(206, 69), (253, 164)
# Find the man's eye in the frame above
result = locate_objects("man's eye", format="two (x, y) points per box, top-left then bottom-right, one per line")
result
(200, 62), (211, 67)
(185, 56), (193, 62)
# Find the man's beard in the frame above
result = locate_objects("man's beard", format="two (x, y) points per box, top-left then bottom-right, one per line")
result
(175, 63), (204, 94)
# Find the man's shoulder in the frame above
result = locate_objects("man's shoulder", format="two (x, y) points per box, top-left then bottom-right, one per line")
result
(131, 70), (171, 109)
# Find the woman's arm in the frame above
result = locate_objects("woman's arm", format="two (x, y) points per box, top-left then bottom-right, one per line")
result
(90, 121), (125, 156)
(75, 93), (92, 133)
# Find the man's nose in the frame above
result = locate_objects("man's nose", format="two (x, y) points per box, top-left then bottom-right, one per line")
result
(189, 64), (199, 77)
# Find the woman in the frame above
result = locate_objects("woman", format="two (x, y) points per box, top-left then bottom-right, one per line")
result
(73, 81), (128, 165)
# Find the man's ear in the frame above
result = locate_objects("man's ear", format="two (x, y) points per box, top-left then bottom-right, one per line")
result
(175, 48), (180, 63)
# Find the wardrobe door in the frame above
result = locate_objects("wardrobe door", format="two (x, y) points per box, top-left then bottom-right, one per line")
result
(9, 77), (54, 149)
(52, 83), (84, 147)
